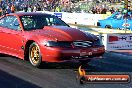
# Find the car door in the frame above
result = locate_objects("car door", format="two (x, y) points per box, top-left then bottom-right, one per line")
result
(0, 16), (24, 56)
(0, 16), (8, 52)
(112, 14), (124, 29)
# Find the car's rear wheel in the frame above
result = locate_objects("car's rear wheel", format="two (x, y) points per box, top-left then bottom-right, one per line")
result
(29, 42), (42, 67)
(117, 28), (121, 30)
(105, 25), (112, 29)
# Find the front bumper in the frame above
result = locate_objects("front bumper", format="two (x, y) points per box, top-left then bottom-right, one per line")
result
(41, 46), (105, 62)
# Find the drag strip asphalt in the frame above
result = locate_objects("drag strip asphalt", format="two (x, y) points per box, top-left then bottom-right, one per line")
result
(0, 52), (132, 88)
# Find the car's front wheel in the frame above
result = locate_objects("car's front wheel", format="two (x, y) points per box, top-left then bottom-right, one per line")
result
(29, 42), (42, 67)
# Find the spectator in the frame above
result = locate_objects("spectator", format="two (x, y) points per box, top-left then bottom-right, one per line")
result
(23, 4), (28, 12)
(33, 5), (37, 12)
(37, 5), (41, 11)
(110, 7), (115, 14)
(6, 4), (11, 14)
(0, 8), (2, 16)
(11, 4), (15, 13)
(55, 6), (61, 12)
(91, 7), (96, 14)
(28, 5), (32, 12)
(101, 7), (107, 14)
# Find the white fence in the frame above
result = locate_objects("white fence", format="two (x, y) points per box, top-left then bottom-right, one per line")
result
(38, 11), (111, 26)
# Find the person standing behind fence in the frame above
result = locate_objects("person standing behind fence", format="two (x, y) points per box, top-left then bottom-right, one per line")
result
(1, 3), (6, 15)
(28, 5), (32, 12)
(0, 8), (2, 16)
(37, 5), (41, 11)
(24, 4), (28, 12)
(6, 4), (11, 14)
(33, 5), (37, 12)
(55, 6), (61, 12)
(11, 4), (15, 13)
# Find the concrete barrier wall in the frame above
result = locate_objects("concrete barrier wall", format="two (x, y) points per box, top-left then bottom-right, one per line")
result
(37, 11), (111, 26)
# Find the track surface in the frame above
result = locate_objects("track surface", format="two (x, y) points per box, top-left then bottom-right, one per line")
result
(0, 52), (132, 88)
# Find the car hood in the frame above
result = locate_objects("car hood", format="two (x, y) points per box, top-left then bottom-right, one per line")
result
(30, 26), (98, 41)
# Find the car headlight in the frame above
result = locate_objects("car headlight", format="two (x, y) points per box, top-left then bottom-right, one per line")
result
(44, 41), (72, 48)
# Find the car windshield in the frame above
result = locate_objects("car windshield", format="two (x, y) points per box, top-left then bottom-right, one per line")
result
(20, 14), (69, 31)
(113, 13), (123, 19)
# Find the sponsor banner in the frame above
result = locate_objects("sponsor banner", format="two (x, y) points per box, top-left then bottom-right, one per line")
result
(54, 12), (62, 18)
(102, 34), (132, 51)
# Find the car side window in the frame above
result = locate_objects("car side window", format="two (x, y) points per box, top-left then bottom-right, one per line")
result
(1, 16), (15, 28)
(113, 14), (122, 20)
(8, 16), (20, 30)
(45, 16), (66, 26)
(0, 16), (20, 30)
(0, 17), (8, 27)
(9, 17), (20, 30)
(21, 17), (37, 30)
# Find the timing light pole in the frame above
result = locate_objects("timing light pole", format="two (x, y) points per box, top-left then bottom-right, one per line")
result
(123, 0), (131, 33)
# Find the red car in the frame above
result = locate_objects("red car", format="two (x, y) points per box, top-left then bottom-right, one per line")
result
(0, 12), (105, 67)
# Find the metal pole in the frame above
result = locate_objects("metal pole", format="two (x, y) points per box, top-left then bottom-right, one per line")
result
(125, 18), (127, 33)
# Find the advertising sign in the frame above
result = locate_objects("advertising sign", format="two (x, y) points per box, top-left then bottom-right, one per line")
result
(54, 12), (62, 19)
(102, 34), (132, 51)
